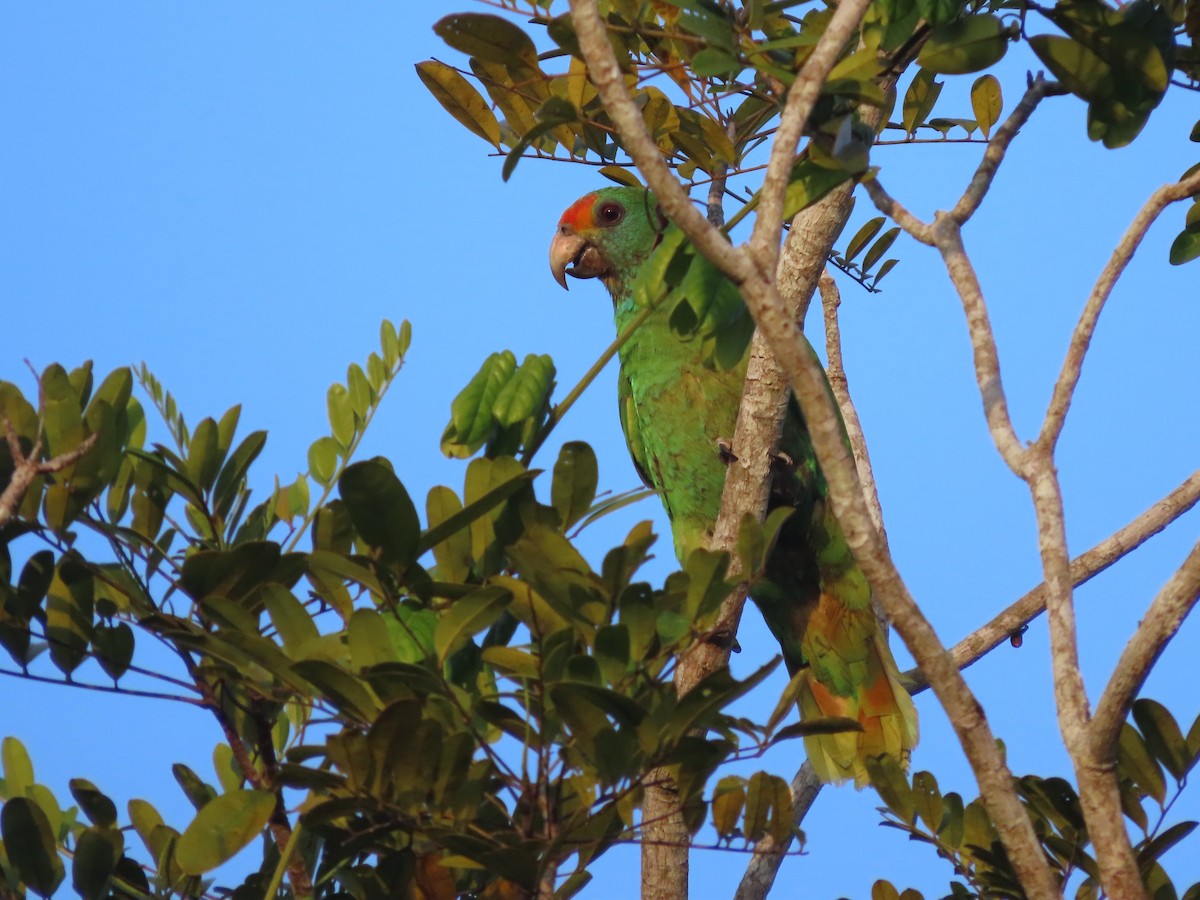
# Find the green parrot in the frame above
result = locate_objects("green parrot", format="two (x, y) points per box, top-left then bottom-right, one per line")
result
(548, 186), (917, 786)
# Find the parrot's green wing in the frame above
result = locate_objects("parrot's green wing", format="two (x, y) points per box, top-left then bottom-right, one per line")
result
(618, 371), (653, 490)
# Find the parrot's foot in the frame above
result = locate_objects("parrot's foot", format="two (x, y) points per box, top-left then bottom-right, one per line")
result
(769, 450), (795, 473)
(716, 438), (738, 465)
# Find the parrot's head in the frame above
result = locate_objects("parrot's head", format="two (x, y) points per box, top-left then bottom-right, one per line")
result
(549, 186), (666, 296)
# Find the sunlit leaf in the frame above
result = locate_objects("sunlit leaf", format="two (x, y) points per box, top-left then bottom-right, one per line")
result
(174, 790), (276, 875)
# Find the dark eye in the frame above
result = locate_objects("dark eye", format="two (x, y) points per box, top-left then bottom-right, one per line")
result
(597, 202), (625, 226)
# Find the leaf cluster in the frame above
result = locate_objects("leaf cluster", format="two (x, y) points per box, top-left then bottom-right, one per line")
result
(865, 698), (1200, 899)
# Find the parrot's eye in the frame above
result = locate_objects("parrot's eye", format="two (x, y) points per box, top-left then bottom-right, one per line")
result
(596, 202), (625, 226)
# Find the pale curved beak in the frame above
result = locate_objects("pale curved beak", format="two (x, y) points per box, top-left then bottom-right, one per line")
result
(549, 227), (587, 291)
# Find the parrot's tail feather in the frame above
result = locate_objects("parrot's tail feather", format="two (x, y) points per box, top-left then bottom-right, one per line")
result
(798, 631), (918, 788)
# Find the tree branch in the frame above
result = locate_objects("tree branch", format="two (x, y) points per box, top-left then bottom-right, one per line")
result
(948, 77), (1067, 225)
(1091, 539), (1200, 753)
(1040, 165), (1200, 448)
(1, 416), (98, 529)
(905, 468), (1200, 688)
(819, 271), (886, 538)
(747, 0), (874, 277)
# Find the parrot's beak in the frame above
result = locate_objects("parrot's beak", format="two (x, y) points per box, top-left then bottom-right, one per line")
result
(549, 227), (610, 290)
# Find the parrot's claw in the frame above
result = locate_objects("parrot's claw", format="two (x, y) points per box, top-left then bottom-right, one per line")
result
(770, 450), (795, 473)
(716, 438), (738, 465)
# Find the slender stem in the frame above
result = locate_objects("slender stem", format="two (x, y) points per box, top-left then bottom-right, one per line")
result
(520, 305), (655, 466)
(1040, 165), (1200, 448)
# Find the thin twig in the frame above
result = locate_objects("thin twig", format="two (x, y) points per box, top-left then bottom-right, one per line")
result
(819, 271), (886, 539)
(1040, 165), (1200, 448)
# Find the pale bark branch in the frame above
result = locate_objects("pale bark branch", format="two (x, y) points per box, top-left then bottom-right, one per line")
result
(0, 417), (98, 529)
(948, 77), (1067, 225)
(747, 0), (873, 277)
(905, 468), (1200, 689)
(1039, 165), (1200, 448)
(866, 77), (1185, 895)
(819, 271), (886, 538)
(1091, 539), (1200, 753)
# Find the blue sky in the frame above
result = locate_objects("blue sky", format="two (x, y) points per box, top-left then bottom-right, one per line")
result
(3, 3), (1199, 897)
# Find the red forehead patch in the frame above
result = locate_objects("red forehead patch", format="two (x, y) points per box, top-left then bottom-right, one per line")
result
(559, 193), (598, 231)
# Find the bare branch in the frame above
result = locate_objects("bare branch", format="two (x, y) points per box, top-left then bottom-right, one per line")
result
(905, 468), (1200, 688)
(1092, 540), (1200, 753)
(933, 217), (1029, 471)
(820, 271), (886, 538)
(948, 77), (1067, 225)
(861, 178), (933, 244)
(1040, 166), (1200, 448)
(747, 0), (874, 276)
(0, 416), (98, 528)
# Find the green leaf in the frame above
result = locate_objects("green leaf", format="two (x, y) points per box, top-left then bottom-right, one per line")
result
(174, 790), (276, 876)
(72, 826), (120, 900)
(599, 165), (643, 187)
(327, 383), (356, 448)
(434, 13), (538, 67)
(1133, 698), (1191, 780)
(40, 363), (86, 460)
(862, 227), (900, 273)
(127, 799), (165, 859)
(339, 458), (421, 566)
(442, 350), (517, 458)
(1, 797), (65, 897)
(348, 608), (399, 669)
(491, 354), (555, 427)
(552, 441), (599, 532)
(867, 754), (915, 823)
(872, 258), (900, 287)
(844, 217), (885, 263)
(307, 436), (341, 488)
(1169, 229), (1200, 265)
(1139, 819), (1197, 863)
(47, 555), (94, 675)
(781, 161), (853, 221)
(424, 486), (472, 584)
(902, 68), (943, 134)
(293, 659), (382, 720)
(415, 60), (502, 148)
(69, 779), (118, 827)
(711, 776), (746, 838)
(179, 541), (283, 604)
(92, 622), (134, 680)
(173, 764), (218, 811)
(1118, 721), (1166, 804)
(262, 583), (319, 657)
(10, 550), (55, 620)
(970, 74), (1002, 139)
(1029, 35), (1113, 102)
(186, 417), (222, 492)
(2, 736), (34, 797)
(691, 48), (742, 77)
(435, 587), (509, 662)
(417, 468), (536, 558)
(917, 15), (1009, 75)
